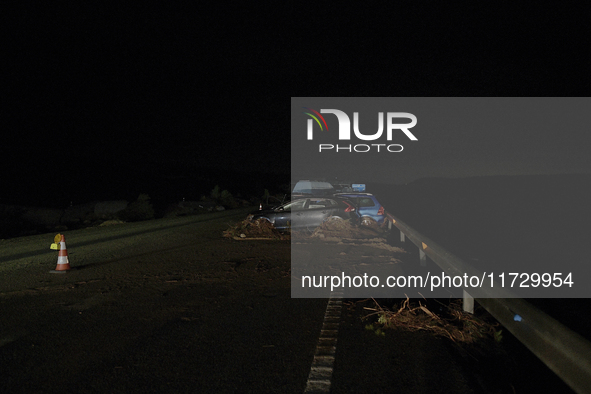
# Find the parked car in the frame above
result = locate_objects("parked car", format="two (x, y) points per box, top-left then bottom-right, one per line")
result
(333, 192), (386, 225)
(249, 196), (359, 230)
(258, 194), (289, 211)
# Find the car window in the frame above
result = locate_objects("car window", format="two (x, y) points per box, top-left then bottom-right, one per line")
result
(358, 197), (375, 207)
(282, 199), (306, 211)
(307, 198), (330, 209)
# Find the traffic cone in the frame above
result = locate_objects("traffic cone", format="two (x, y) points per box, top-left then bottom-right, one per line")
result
(50, 234), (71, 273)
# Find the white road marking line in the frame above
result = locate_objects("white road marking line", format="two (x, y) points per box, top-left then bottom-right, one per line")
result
(304, 290), (343, 393)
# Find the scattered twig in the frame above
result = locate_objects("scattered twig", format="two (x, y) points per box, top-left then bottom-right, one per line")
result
(364, 298), (500, 344)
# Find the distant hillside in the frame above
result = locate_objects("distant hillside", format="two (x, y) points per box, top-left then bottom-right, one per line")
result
(1, 163), (289, 209)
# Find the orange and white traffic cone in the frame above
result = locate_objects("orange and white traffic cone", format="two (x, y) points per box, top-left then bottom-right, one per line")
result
(50, 234), (71, 273)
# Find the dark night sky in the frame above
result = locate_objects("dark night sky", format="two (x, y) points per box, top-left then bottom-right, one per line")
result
(3, 3), (291, 206)
(2, 3), (590, 207)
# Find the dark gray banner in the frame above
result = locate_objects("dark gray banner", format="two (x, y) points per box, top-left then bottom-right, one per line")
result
(291, 97), (591, 298)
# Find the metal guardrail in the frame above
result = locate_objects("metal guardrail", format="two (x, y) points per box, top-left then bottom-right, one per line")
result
(385, 212), (591, 394)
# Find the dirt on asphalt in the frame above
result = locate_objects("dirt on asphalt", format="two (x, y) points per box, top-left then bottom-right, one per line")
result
(0, 208), (576, 393)
(0, 209), (329, 393)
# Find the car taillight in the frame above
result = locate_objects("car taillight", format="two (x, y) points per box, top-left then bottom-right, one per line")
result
(377, 206), (384, 215)
(344, 202), (355, 212)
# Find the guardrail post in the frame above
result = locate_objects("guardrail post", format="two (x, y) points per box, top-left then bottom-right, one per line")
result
(419, 246), (426, 267)
(400, 231), (405, 243)
(388, 220), (392, 231)
(463, 290), (474, 314)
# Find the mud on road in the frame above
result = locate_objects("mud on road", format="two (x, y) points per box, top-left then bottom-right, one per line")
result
(0, 209), (575, 393)
(0, 209), (328, 393)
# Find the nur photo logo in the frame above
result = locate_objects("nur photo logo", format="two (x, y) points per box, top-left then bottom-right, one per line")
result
(303, 108), (418, 153)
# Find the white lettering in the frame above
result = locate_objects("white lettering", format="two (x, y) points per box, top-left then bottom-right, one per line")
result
(353, 112), (384, 140)
(321, 109), (351, 140)
(387, 112), (418, 141)
(387, 144), (404, 152)
(307, 119), (314, 140)
(371, 143), (386, 152)
(317, 144), (404, 152)
(308, 110), (417, 141)
(353, 144), (370, 152)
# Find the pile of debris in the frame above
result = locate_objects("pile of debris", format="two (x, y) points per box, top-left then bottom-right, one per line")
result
(223, 217), (288, 240)
(310, 218), (387, 240)
(364, 298), (502, 345)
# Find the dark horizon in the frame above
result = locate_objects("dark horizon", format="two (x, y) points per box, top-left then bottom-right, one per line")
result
(1, 163), (290, 209)
(3, 159), (589, 210)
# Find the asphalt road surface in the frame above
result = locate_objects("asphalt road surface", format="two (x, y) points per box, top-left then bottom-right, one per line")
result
(0, 209), (574, 393)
